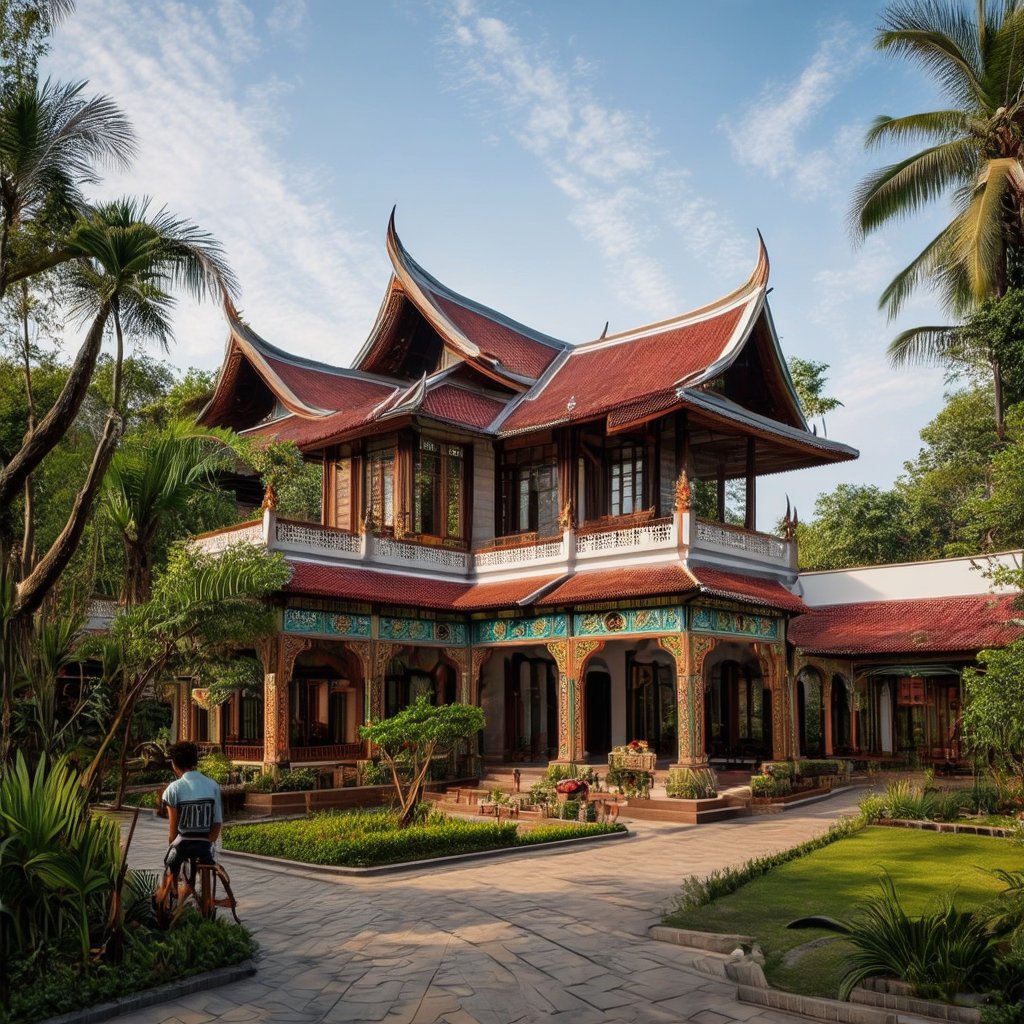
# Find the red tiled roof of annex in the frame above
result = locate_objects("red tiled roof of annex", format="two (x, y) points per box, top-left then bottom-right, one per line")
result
(433, 295), (563, 380)
(284, 561), (561, 612)
(788, 593), (1023, 655)
(500, 305), (745, 434)
(690, 567), (807, 613)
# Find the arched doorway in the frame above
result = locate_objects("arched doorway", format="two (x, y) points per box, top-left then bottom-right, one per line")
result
(831, 675), (852, 753)
(504, 653), (557, 760)
(584, 660), (612, 757)
(797, 668), (825, 757)
(707, 655), (770, 761)
(385, 652), (457, 717)
(290, 646), (363, 751)
(626, 651), (676, 756)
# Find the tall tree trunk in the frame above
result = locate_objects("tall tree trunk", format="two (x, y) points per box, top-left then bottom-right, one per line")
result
(19, 283), (36, 578)
(114, 702), (136, 810)
(0, 302), (111, 511)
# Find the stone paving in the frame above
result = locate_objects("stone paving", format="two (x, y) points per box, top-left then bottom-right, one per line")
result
(112, 791), (864, 1024)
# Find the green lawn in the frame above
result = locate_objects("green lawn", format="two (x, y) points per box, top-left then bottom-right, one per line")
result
(664, 827), (1022, 999)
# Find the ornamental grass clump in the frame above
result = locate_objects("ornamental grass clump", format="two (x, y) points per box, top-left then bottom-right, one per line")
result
(666, 766), (718, 799)
(789, 874), (999, 1002)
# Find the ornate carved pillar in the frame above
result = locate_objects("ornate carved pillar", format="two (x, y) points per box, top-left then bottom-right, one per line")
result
(546, 640), (571, 761)
(573, 638), (605, 760)
(348, 640), (393, 724)
(754, 642), (791, 760)
(177, 681), (192, 742)
(687, 634), (718, 767)
(657, 634), (699, 768)
(470, 647), (492, 707)
(443, 646), (470, 704)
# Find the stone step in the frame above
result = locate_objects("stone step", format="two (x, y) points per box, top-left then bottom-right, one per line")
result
(620, 802), (749, 825)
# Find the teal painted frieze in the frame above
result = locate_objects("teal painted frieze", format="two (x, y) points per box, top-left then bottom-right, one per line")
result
(379, 617), (467, 645)
(690, 605), (778, 639)
(473, 614), (568, 644)
(573, 606), (683, 637)
(283, 608), (372, 638)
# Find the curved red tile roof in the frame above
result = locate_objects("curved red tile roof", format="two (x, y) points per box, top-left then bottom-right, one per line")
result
(284, 560), (560, 611)
(500, 306), (745, 434)
(262, 355), (392, 413)
(419, 384), (508, 430)
(537, 564), (699, 604)
(789, 594), (1022, 655)
(432, 295), (562, 379)
(689, 567), (806, 613)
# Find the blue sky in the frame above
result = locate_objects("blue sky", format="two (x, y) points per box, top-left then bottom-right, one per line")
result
(46, 0), (956, 530)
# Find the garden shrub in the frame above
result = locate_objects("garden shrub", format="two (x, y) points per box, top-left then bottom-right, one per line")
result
(359, 760), (391, 786)
(244, 772), (275, 793)
(605, 764), (652, 798)
(882, 780), (936, 820)
(858, 792), (886, 822)
(275, 767), (318, 792)
(750, 774), (791, 799)
(797, 759), (849, 778)
(123, 790), (160, 809)
(762, 761), (796, 781)
(7, 913), (256, 1024)
(222, 810), (623, 866)
(666, 767), (717, 799)
(197, 752), (233, 785)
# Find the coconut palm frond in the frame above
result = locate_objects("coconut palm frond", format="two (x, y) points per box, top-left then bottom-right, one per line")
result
(886, 324), (963, 366)
(865, 109), (974, 148)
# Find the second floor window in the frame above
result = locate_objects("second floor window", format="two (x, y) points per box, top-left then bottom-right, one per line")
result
(500, 444), (558, 536)
(610, 443), (645, 516)
(414, 438), (464, 540)
(366, 449), (395, 531)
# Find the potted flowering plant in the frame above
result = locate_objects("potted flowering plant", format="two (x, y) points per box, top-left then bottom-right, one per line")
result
(555, 778), (589, 801)
(609, 739), (656, 773)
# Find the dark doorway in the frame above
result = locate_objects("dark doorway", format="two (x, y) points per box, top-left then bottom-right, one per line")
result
(706, 659), (770, 761)
(585, 671), (612, 756)
(504, 654), (557, 760)
(626, 656), (676, 756)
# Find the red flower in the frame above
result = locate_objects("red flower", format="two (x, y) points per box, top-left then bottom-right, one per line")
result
(555, 779), (589, 796)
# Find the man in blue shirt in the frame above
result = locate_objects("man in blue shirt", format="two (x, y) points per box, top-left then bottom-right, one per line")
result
(154, 741), (223, 908)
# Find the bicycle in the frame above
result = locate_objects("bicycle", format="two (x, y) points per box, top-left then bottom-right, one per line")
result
(153, 849), (240, 928)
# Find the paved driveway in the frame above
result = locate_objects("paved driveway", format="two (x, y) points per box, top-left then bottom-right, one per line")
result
(114, 792), (863, 1024)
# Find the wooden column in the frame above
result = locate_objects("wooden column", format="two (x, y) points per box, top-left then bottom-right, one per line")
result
(658, 634), (702, 768)
(470, 648), (492, 707)
(744, 437), (756, 530)
(573, 638), (605, 759)
(177, 682), (192, 742)
(556, 428), (577, 527)
(755, 642), (791, 760)
(716, 464), (726, 521)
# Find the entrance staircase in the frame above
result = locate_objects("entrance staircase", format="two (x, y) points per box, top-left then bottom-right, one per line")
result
(426, 763), (752, 825)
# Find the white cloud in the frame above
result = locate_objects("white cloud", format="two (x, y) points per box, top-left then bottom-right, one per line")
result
(43, 0), (383, 372)
(444, 0), (749, 320)
(267, 0), (308, 47)
(724, 26), (868, 197)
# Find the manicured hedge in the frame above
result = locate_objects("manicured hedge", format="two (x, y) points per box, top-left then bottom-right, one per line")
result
(223, 810), (624, 867)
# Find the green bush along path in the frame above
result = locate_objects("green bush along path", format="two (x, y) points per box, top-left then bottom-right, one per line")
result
(665, 826), (1021, 1000)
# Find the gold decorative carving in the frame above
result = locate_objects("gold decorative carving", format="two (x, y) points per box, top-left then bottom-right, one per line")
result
(281, 635), (312, 679)
(674, 469), (692, 513)
(546, 640), (569, 675)
(690, 633), (718, 677)
(558, 500), (576, 531)
(470, 647), (492, 705)
(657, 633), (684, 660)
(573, 637), (605, 672)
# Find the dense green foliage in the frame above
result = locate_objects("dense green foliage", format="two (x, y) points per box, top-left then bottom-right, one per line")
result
(5, 912), (256, 1024)
(666, 766), (718, 799)
(222, 809), (623, 867)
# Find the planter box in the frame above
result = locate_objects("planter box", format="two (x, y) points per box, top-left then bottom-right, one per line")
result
(243, 777), (478, 815)
(609, 751), (656, 772)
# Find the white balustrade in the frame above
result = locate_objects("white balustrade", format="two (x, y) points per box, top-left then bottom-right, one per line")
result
(576, 518), (675, 556)
(373, 537), (470, 572)
(275, 520), (360, 553)
(193, 522), (264, 553)
(474, 539), (564, 569)
(693, 518), (789, 563)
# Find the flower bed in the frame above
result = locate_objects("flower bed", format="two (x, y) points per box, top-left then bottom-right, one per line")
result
(222, 808), (624, 867)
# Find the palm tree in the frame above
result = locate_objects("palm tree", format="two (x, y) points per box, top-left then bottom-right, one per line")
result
(853, 0), (1024, 436)
(103, 420), (236, 606)
(10, 197), (236, 622)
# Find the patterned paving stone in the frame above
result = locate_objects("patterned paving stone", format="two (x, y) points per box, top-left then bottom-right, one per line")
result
(110, 791), (864, 1024)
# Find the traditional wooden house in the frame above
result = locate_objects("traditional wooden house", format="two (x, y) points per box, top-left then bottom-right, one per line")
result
(187, 214), (876, 772)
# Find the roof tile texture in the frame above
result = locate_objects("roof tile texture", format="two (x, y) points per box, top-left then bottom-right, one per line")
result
(789, 594), (1022, 655)
(501, 305), (744, 433)
(690, 567), (806, 613)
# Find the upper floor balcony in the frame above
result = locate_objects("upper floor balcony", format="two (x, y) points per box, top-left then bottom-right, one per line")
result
(192, 507), (796, 582)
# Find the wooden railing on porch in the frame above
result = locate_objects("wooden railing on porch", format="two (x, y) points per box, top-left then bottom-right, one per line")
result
(291, 742), (365, 762)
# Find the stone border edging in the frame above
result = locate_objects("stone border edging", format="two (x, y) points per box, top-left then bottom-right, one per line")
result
(876, 818), (1013, 837)
(649, 926), (982, 1024)
(219, 827), (631, 876)
(41, 960), (256, 1024)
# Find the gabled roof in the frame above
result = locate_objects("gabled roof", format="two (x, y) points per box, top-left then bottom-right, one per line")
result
(789, 593), (1023, 656)
(352, 211), (567, 387)
(201, 304), (399, 431)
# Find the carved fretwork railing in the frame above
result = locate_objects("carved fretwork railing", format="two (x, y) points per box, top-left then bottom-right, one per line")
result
(221, 744), (265, 762)
(692, 517), (791, 564)
(576, 516), (674, 556)
(291, 742), (365, 762)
